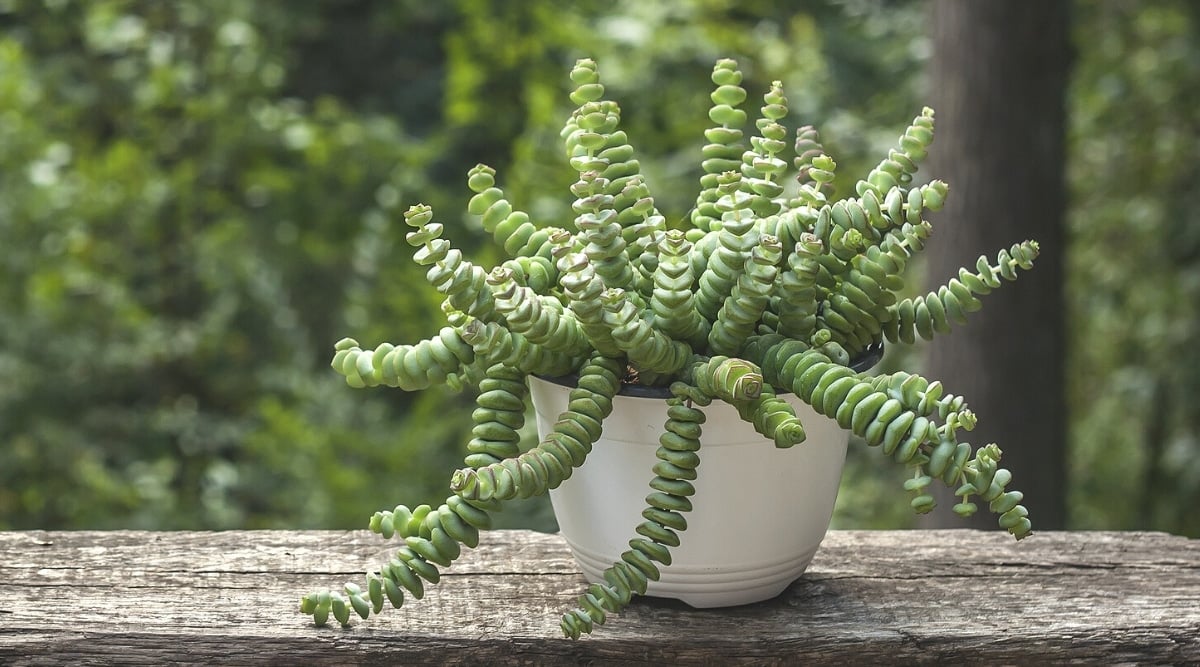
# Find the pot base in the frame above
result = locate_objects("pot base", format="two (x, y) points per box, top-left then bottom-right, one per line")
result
(562, 537), (819, 608)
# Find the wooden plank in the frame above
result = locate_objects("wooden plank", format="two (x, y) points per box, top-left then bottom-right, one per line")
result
(0, 530), (1197, 665)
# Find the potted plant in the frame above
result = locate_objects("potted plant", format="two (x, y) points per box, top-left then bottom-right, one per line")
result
(300, 57), (1037, 639)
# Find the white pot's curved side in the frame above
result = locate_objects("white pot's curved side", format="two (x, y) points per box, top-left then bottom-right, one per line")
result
(530, 376), (848, 608)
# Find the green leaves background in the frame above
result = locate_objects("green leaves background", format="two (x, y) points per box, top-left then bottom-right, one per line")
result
(1, 0), (1196, 537)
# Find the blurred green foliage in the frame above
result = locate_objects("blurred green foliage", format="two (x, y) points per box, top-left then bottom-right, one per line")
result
(0, 0), (467, 528)
(1, 0), (1196, 537)
(1066, 1), (1200, 536)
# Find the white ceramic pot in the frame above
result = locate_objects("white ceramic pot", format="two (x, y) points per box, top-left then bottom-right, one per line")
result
(530, 375), (851, 609)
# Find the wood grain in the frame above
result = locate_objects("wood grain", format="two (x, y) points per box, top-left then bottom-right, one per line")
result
(1, 530), (1196, 665)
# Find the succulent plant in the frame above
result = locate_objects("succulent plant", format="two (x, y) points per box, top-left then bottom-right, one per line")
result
(301, 57), (1038, 639)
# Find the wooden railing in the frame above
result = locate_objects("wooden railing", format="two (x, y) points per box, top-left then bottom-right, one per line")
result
(2, 529), (1197, 665)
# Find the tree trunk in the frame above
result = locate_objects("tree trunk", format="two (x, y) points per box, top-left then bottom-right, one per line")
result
(922, 1), (1071, 530)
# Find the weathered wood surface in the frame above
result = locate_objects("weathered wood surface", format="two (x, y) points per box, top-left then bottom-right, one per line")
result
(1, 530), (1196, 665)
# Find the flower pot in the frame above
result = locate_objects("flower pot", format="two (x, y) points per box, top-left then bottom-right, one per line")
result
(529, 351), (880, 609)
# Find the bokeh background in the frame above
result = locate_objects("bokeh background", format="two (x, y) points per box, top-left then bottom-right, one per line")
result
(1, 0), (1196, 537)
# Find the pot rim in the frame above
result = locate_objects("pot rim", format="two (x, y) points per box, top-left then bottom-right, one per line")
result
(533, 341), (885, 399)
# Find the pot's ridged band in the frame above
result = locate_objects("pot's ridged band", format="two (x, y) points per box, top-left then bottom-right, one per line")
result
(564, 538), (820, 608)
